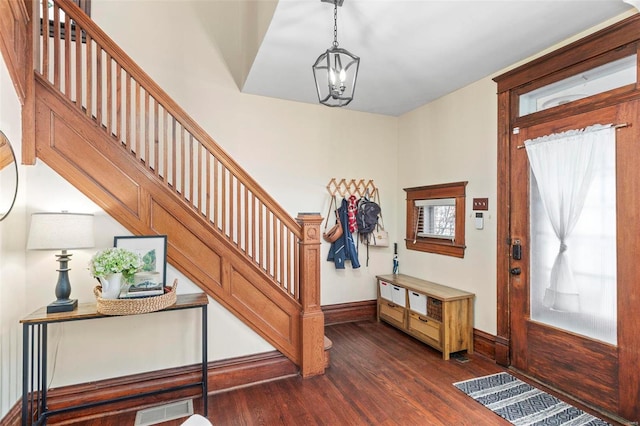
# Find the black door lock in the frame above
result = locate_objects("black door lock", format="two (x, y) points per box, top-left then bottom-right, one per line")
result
(512, 239), (522, 260)
(510, 267), (521, 276)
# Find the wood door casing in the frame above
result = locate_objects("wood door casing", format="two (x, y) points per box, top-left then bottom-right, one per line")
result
(494, 15), (640, 422)
(508, 102), (640, 418)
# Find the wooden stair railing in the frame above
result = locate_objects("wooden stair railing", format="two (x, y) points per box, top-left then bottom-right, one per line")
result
(1, 0), (325, 377)
(0, 0), (36, 160)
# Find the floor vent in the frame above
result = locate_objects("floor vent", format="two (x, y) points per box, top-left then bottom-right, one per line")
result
(451, 352), (470, 363)
(134, 399), (194, 426)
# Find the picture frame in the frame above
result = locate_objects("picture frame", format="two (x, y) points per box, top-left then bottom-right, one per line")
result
(114, 235), (167, 287)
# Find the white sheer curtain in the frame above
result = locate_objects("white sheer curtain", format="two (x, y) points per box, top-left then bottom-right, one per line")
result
(525, 124), (614, 312)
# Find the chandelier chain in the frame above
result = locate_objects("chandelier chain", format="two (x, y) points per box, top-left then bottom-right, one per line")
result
(333, 1), (339, 48)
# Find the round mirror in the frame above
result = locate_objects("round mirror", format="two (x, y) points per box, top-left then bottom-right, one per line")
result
(0, 131), (18, 221)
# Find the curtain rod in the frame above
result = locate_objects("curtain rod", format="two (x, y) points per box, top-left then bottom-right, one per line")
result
(516, 123), (629, 150)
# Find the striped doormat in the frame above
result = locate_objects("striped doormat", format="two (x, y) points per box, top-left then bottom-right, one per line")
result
(453, 372), (610, 426)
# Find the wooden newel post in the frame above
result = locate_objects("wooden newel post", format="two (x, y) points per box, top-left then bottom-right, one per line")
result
(296, 213), (325, 377)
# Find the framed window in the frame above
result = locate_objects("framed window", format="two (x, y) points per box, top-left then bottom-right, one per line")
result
(404, 181), (467, 258)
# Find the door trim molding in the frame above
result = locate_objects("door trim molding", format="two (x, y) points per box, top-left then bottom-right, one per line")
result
(493, 13), (640, 422)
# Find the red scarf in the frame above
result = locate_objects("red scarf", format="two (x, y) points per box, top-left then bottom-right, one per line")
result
(347, 195), (358, 233)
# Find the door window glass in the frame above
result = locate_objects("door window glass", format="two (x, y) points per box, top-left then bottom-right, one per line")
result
(519, 55), (636, 116)
(529, 137), (617, 344)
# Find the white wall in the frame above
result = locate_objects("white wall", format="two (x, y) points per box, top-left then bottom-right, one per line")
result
(0, 52), (27, 417)
(397, 78), (498, 334)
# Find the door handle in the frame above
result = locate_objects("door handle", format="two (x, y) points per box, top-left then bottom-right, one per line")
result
(510, 267), (521, 276)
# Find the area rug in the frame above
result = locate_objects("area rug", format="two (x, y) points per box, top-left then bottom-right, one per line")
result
(453, 372), (610, 426)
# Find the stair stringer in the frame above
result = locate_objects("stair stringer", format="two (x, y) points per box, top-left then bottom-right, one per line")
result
(33, 74), (303, 366)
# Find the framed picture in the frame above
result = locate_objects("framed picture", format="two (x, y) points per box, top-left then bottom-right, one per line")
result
(114, 235), (167, 287)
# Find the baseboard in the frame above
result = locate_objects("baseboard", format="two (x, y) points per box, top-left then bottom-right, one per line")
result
(472, 328), (496, 360)
(322, 300), (376, 325)
(207, 350), (299, 393)
(35, 350), (298, 424)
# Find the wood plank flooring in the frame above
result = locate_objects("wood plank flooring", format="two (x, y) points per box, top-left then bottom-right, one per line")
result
(63, 320), (612, 425)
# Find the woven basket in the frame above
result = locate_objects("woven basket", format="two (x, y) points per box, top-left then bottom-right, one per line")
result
(94, 279), (178, 315)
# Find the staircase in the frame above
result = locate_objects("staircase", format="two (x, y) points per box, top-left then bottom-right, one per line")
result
(0, 0), (326, 377)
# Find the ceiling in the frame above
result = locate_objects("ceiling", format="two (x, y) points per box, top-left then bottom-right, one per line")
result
(241, 0), (634, 116)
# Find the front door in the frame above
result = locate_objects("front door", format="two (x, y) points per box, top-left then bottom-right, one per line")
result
(508, 101), (640, 416)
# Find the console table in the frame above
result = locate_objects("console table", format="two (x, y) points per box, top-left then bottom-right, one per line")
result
(20, 293), (209, 425)
(376, 274), (474, 360)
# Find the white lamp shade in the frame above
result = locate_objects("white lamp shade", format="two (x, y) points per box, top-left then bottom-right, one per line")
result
(27, 212), (95, 250)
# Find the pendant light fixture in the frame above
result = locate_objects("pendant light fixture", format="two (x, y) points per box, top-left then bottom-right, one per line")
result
(312, 0), (360, 107)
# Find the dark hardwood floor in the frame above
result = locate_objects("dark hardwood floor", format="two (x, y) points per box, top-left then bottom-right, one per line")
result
(205, 321), (507, 426)
(63, 320), (617, 425)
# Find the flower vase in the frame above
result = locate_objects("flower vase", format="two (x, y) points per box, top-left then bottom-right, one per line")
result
(99, 272), (123, 299)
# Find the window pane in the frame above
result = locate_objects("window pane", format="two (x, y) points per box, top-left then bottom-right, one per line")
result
(529, 141), (617, 344)
(519, 55), (636, 116)
(416, 198), (455, 239)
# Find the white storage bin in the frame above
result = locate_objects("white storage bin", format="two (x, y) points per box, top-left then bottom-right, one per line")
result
(408, 291), (427, 316)
(379, 281), (393, 301)
(391, 285), (406, 307)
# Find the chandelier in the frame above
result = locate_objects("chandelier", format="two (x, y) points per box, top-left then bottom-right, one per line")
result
(312, 0), (360, 107)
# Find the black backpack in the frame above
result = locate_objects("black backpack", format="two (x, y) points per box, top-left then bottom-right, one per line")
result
(356, 198), (381, 236)
(356, 198), (381, 266)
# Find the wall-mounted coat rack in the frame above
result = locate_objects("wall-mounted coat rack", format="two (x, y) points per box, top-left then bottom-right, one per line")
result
(326, 178), (378, 199)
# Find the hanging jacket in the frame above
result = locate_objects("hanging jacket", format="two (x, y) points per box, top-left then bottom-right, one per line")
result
(327, 198), (361, 269)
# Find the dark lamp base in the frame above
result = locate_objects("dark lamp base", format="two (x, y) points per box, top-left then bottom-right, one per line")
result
(47, 299), (78, 314)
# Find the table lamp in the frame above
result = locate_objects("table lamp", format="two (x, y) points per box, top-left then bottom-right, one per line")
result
(27, 212), (95, 313)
